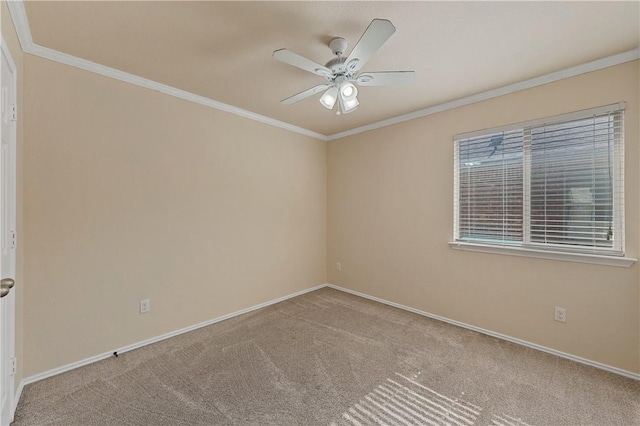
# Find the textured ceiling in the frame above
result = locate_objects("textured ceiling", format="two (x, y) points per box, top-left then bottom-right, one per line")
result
(23, 1), (640, 136)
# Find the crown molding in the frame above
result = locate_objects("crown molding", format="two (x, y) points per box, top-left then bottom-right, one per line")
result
(326, 47), (640, 141)
(5, 0), (328, 141)
(6, 1), (639, 142)
(5, 0), (32, 49)
(25, 44), (328, 141)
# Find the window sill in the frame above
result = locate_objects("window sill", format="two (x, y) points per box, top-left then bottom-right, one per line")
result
(448, 241), (637, 268)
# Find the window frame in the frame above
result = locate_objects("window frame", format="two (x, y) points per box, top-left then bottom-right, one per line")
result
(450, 103), (636, 267)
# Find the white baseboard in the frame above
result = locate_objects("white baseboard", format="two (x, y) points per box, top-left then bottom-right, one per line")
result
(326, 283), (640, 381)
(16, 280), (639, 410)
(13, 378), (24, 418)
(20, 284), (327, 387)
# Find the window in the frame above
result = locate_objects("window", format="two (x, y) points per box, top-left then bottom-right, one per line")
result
(453, 104), (626, 260)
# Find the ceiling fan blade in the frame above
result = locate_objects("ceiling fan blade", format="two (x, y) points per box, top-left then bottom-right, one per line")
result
(356, 71), (415, 86)
(345, 19), (396, 73)
(281, 84), (331, 105)
(273, 49), (333, 77)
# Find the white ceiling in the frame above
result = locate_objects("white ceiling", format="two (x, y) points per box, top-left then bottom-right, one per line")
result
(18, 1), (640, 137)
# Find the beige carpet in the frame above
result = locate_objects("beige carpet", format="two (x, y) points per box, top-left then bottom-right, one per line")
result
(13, 287), (640, 425)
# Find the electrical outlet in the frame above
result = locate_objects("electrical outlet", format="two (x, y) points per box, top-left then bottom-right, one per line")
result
(336, 262), (342, 271)
(554, 307), (566, 322)
(140, 299), (151, 314)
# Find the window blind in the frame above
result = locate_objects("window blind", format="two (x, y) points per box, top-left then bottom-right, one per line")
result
(456, 130), (524, 243)
(454, 104), (625, 256)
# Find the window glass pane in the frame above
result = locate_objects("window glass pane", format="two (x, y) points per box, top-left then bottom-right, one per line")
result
(530, 115), (614, 249)
(458, 130), (523, 243)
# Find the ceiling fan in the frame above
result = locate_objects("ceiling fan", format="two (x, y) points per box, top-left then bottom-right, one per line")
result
(273, 19), (414, 115)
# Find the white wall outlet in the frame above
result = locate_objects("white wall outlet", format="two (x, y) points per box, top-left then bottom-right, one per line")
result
(554, 307), (566, 322)
(140, 299), (151, 314)
(336, 262), (342, 271)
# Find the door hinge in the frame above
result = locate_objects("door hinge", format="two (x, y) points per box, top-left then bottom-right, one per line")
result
(10, 104), (16, 121)
(10, 357), (16, 376)
(10, 230), (16, 249)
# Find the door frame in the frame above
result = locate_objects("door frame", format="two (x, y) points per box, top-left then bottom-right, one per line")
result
(0, 35), (17, 426)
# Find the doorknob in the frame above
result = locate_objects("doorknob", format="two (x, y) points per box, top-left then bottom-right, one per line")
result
(0, 278), (15, 298)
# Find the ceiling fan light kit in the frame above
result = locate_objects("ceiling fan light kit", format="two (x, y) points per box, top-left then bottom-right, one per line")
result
(273, 18), (415, 115)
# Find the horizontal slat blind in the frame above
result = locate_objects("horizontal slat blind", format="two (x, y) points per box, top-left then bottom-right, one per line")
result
(529, 111), (623, 254)
(454, 105), (624, 256)
(457, 130), (524, 243)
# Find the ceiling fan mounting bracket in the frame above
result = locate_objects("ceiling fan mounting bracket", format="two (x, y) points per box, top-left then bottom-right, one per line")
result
(328, 37), (348, 57)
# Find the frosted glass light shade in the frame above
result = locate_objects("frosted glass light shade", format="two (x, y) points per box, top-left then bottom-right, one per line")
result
(340, 82), (358, 101)
(319, 86), (339, 109)
(343, 97), (359, 111)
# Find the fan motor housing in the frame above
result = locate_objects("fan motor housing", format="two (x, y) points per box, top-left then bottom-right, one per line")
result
(325, 57), (347, 72)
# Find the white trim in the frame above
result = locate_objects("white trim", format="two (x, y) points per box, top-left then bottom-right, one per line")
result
(326, 49), (640, 141)
(25, 44), (327, 141)
(449, 241), (636, 268)
(326, 284), (640, 381)
(0, 36), (18, 76)
(5, 0), (640, 142)
(1, 35), (19, 426)
(13, 281), (640, 407)
(20, 284), (326, 386)
(12, 380), (23, 413)
(4, 0), (32, 50)
(4, 1), (326, 142)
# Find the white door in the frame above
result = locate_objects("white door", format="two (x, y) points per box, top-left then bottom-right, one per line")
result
(0, 40), (17, 426)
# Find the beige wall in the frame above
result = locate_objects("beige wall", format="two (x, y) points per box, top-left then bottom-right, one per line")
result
(10, 19), (640, 381)
(2, 0), (25, 393)
(328, 61), (640, 373)
(23, 54), (327, 376)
